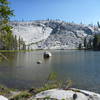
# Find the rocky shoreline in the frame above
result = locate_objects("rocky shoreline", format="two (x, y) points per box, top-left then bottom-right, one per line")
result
(34, 88), (100, 100)
(1, 86), (100, 100)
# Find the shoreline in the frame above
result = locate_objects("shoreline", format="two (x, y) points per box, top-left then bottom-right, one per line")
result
(1, 86), (100, 100)
(0, 49), (100, 53)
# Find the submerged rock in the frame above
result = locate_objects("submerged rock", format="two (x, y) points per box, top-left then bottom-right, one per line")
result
(34, 88), (100, 100)
(37, 60), (42, 64)
(43, 51), (52, 58)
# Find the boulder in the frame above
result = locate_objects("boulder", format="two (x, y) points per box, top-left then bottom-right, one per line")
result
(0, 95), (8, 100)
(37, 60), (42, 64)
(43, 51), (52, 58)
(34, 88), (100, 100)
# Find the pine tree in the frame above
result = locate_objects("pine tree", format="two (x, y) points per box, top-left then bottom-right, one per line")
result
(93, 34), (100, 50)
(97, 21), (100, 28)
(0, 0), (14, 50)
(22, 42), (26, 50)
(21, 38), (26, 50)
(18, 36), (21, 50)
(18, 37), (26, 50)
(78, 43), (82, 50)
(84, 37), (87, 49)
(87, 38), (92, 49)
(13, 35), (18, 50)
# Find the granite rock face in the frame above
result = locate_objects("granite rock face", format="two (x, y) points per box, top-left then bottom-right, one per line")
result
(33, 88), (100, 100)
(0, 95), (8, 100)
(10, 20), (100, 49)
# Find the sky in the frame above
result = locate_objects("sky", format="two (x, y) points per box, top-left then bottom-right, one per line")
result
(9, 0), (100, 25)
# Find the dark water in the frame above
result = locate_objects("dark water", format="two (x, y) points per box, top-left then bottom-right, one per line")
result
(0, 50), (100, 92)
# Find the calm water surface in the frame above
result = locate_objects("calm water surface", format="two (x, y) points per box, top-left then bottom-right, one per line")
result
(0, 50), (100, 92)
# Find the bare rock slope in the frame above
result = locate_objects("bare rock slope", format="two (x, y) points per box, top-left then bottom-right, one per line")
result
(10, 20), (100, 49)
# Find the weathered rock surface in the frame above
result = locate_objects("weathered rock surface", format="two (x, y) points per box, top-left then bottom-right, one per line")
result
(43, 51), (52, 58)
(1, 88), (100, 100)
(0, 95), (8, 100)
(10, 20), (100, 49)
(33, 88), (100, 100)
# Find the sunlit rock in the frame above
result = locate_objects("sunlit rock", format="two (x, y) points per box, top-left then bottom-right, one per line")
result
(34, 88), (100, 100)
(43, 51), (52, 58)
(0, 95), (8, 100)
(10, 20), (100, 50)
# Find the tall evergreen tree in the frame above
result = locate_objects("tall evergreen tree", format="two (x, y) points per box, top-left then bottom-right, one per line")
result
(0, 0), (14, 50)
(97, 21), (100, 28)
(93, 34), (100, 50)
(78, 43), (82, 50)
(13, 35), (18, 50)
(84, 37), (87, 49)
(87, 38), (93, 49)
(18, 36), (21, 50)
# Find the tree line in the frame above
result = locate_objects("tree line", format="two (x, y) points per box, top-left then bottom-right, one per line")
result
(0, 0), (26, 50)
(79, 34), (100, 50)
(78, 21), (100, 50)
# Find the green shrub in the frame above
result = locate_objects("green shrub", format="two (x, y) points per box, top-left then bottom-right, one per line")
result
(0, 85), (10, 95)
(35, 82), (59, 93)
(47, 72), (57, 81)
(10, 91), (32, 100)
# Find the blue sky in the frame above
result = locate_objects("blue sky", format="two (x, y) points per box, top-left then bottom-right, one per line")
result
(9, 0), (100, 24)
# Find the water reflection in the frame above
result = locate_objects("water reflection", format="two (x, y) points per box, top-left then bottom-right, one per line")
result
(0, 50), (100, 92)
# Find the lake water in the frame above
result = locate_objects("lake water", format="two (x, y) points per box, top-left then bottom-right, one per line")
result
(0, 50), (100, 93)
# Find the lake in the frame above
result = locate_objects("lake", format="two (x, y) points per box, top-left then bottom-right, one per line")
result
(0, 50), (100, 93)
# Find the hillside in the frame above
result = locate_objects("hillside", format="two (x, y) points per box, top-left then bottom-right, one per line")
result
(10, 20), (100, 49)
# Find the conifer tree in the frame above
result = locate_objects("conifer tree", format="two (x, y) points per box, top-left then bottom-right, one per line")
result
(97, 21), (100, 28)
(0, 0), (14, 50)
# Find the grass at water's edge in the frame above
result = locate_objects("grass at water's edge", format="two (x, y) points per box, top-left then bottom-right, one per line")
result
(0, 79), (73, 100)
(0, 83), (59, 100)
(0, 48), (87, 53)
(0, 85), (55, 99)
(0, 49), (48, 52)
(0, 50), (34, 53)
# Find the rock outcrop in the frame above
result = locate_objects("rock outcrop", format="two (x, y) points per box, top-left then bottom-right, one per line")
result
(43, 51), (52, 58)
(10, 20), (100, 49)
(33, 88), (100, 100)
(0, 95), (8, 100)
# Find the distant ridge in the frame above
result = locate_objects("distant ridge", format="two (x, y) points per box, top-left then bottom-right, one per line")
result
(10, 20), (100, 49)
